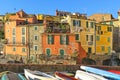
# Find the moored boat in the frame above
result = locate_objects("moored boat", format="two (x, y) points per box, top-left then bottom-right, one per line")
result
(108, 70), (120, 74)
(1, 72), (26, 80)
(55, 71), (78, 80)
(80, 65), (120, 80)
(75, 70), (101, 80)
(75, 70), (108, 80)
(24, 69), (58, 80)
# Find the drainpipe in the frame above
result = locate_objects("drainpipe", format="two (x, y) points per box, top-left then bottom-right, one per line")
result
(28, 25), (30, 61)
(94, 24), (96, 54)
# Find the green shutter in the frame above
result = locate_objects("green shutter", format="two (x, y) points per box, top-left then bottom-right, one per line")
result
(73, 20), (76, 26)
(96, 36), (100, 41)
(75, 34), (79, 40)
(79, 20), (81, 27)
(110, 21), (113, 25)
(60, 35), (63, 44)
(90, 22), (93, 28)
(108, 37), (110, 42)
(60, 49), (64, 58)
(86, 35), (88, 41)
(66, 35), (69, 45)
(86, 21), (88, 28)
(46, 49), (50, 57)
(108, 47), (111, 54)
(101, 46), (105, 51)
(48, 35), (50, 44)
(51, 35), (54, 44)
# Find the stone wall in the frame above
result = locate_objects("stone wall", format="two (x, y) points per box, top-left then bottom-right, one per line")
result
(0, 64), (80, 73)
(0, 64), (120, 73)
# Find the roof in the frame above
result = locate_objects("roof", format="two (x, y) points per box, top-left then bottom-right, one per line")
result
(88, 13), (115, 23)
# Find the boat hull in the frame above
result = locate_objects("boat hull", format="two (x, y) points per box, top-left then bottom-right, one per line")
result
(80, 66), (120, 80)
(55, 72), (77, 80)
(24, 69), (57, 80)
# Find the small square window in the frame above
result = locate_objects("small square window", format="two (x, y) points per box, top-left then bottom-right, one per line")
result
(22, 48), (26, 52)
(13, 47), (16, 51)
(34, 26), (38, 30)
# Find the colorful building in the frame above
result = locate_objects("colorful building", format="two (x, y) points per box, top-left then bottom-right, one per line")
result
(4, 10), (38, 60)
(29, 24), (44, 60)
(88, 13), (114, 23)
(65, 14), (96, 55)
(42, 33), (86, 63)
(4, 20), (28, 57)
(95, 23), (113, 55)
(100, 10), (120, 52)
(8, 9), (37, 24)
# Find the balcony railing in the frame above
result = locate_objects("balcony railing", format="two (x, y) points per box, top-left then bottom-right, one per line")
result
(6, 42), (28, 46)
(45, 26), (70, 33)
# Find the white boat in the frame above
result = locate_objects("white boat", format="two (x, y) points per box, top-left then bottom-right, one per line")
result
(80, 66), (120, 80)
(75, 70), (101, 80)
(76, 70), (108, 80)
(24, 69), (58, 80)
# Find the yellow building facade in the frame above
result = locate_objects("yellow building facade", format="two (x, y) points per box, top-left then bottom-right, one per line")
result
(95, 24), (113, 55)
(66, 15), (96, 54)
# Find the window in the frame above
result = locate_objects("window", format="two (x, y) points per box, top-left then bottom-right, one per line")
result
(73, 20), (81, 27)
(60, 49), (64, 58)
(22, 28), (25, 35)
(96, 36), (100, 41)
(22, 37), (25, 44)
(73, 20), (76, 26)
(98, 26), (101, 30)
(12, 37), (16, 44)
(103, 22), (106, 24)
(101, 46), (105, 51)
(34, 35), (38, 40)
(78, 20), (81, 27)
(12, 28), (16, 35)
(46, 48), (50, 57)
(108, 27), (112, 32)
(101, 31), (103, 35)
(86, 35), (88, 41)
(90, 35), (93, 41)
(88, 47), (92, 54)
(86, 21), (88, 28)
(110, 21), (113, 25)
(34, 26), (38, 30)
(34, 45), (38, 51)
(48, 35), (54, 44)
(108, 47), (111, 54)
(107, 37), (110, 42)
(13, 47), (16, 51)
(90, 22), (94, 28)
(22, 48), (26, 52)
(60, 35), (69, 45)
(75, 34), (79, 40)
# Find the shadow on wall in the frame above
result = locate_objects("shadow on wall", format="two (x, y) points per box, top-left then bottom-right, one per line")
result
(81, 57), (96, 65)
(103, 58), (120, 66)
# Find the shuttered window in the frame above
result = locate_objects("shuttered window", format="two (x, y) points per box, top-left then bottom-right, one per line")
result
(60, 35), (69, 45)
(48, 35), (54, 44)
(75, 34), (79, 40)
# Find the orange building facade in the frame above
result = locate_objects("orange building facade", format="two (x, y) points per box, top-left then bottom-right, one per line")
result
(4, 10), (37, 58)
(4, 20), (28, 56)
(42, 33), (86, 62)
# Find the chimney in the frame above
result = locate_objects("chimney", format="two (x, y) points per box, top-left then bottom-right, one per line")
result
(118, 10), (120, 16)
(118, 10), (120, 20)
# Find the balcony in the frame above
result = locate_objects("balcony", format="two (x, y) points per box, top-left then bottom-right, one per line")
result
(6, 42), (28, 46)
(45, 26), (70, 33)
